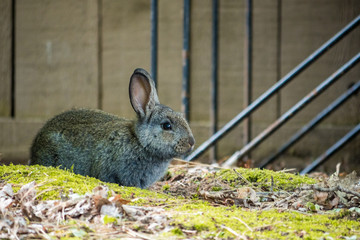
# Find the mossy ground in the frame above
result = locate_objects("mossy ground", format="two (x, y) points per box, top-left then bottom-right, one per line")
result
(167, 202), (360, 239)
(0, 164), (170, 202)
(1, 164), (359, 239)
(215, 168), (317, 190)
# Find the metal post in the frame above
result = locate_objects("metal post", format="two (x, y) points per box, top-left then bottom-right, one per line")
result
(97, 0), (103, 110)
(182, 0), (191, 121)
(11, 0), (16, 117)
(275, 0), (282, 118)
(210, 0), (219, 163)
(243, 0), (253, 162)
(185, 15), (360, 162)
(222, 53), (360, 167)
(259, 80), (360, 168)
(300, 123), (360, 175)
(151, 0), (158, 86)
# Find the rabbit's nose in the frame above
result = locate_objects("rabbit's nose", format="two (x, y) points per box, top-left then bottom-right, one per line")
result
(189, 136), (195, 147)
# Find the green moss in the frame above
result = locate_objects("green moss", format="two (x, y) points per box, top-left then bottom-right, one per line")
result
(215, 168), (317, 191)
(170, 228), (184, 236)
(102, 215), (118, 225)
(0, 164), (171, 201)
(211, 186), (222, 191)
(169, 202), (360, 239)
(162, 184), (170, 191)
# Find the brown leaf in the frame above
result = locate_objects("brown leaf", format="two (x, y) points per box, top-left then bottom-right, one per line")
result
(93, 185), (109, 198)
(314, 191), (328, 204)
(92, 195), (111, 213)
(65, 196), (92, 218)
(328, 196), (339, 209)
(170, 173), (185, 182)
(237, 187), (259, 202)
(110, 194), (131, 206)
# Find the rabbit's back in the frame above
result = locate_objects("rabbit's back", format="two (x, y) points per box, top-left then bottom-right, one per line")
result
(30, 109), (134, 176)
(45, 108), (120, 127)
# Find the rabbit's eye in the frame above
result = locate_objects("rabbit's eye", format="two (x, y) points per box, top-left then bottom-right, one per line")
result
(161, 122), (172, 131)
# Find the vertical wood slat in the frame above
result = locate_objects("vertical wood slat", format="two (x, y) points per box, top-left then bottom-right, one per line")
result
(15, 0), (99, 119)
(0, 0), (12, 117)
(101, 0), (150, 118)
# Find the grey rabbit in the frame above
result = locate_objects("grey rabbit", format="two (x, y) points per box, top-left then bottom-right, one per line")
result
(30, 68), (195, 189)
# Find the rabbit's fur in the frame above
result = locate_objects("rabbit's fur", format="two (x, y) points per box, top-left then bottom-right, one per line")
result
(30, 68), (195, 189)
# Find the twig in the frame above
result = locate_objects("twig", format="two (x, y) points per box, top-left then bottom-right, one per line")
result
(278, 168), (297, 173)
(301, 185), (360, 198)
(126, 228), (153, 240)
(220, 224), (247, 240)
(172, 158), (229, 169)
(220, 224), (239, 237)
(233, 169), (252, 186)
(35, 186), (61, 200)
(233, 217), (253, 232)
(274, 192), (298, 207)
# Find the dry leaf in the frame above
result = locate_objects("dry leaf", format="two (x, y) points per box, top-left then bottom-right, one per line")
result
(237, 187), (259, 202)
(328, 196), (339, 209)
(93, 185), (110, 198)
(314, 191), (328, 204)
(93, 195), (111, 213)
(16, 181), (36, 202)
(110, 194), (131, 205)
(0, 183), (14, 198)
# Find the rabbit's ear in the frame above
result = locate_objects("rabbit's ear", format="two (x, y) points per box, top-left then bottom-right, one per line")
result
(129, 68), (160, 119)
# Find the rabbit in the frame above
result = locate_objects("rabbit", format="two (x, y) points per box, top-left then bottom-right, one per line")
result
(30, 68), (195, 189)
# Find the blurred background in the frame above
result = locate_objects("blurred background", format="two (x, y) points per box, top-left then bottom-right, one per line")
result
(0, 0), (359, 173)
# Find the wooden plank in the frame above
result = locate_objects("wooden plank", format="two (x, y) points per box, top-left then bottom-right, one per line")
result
(0, 0), (12, 117)
(157, 0), (183, 112)
(102, 0), (150, 118)
(0, 119), (43, 164)
(189, 0), (212, 122)
(251, 0), (279, 124)
(216, 0), (244, 159)
(15, 0), (99, 119)
(244, 0), (280, 161)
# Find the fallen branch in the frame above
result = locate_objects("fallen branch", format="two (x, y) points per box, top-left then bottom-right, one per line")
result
(274, 192), (298, 207)
(234, 217), (253, 232)
(172, 158), (229, 169)
(301, 185), (360, 198)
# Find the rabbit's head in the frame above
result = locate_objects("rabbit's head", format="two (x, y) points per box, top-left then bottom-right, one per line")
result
(129, 68), (195, 159)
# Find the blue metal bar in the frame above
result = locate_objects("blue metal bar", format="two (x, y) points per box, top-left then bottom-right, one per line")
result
(185, 15), (360, 162)
(223, 53), (360, 166)
(210, 0), (219, 163)
(259, 80), (360, 169)
(151, 0), (158, 86)
(300, 123), (360, 175)
(243, 0), (253, 159)
(182, 0), (191, 121)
